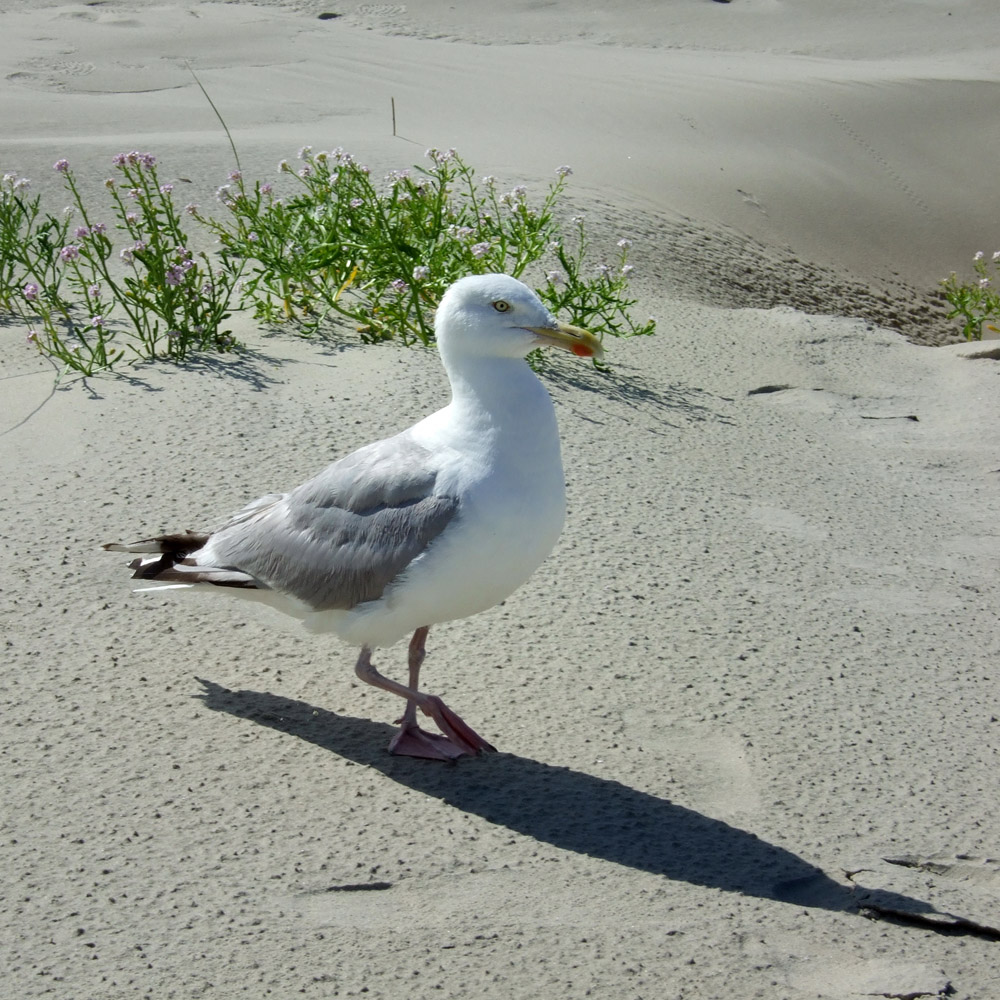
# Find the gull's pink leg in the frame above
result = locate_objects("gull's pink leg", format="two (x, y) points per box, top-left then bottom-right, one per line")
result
(354, 628), (496, 760)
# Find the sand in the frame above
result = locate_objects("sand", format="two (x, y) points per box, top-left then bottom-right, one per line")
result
(2, 1), (999, 997)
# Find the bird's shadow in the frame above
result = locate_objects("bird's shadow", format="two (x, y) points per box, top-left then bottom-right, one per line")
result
(543, 355), (735, 430)
(196, 679), (933, 918)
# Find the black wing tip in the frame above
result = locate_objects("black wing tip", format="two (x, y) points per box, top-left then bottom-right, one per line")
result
(102, 531), (211, 581)
(102, 531), (209, 555)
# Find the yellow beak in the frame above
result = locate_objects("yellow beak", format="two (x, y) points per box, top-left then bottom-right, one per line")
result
(525, 322), (604, 360)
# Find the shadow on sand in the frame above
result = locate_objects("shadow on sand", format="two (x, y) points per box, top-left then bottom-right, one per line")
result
(196, 679), (936, 919)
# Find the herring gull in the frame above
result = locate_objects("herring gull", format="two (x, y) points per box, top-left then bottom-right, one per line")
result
(105, 273), (603, 760)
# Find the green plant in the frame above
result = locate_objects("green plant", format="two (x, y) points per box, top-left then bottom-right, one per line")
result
(2, 147), (655, 377)
(941, 251), (1000, 341)
(2, 154), (241, 376)
(0, 172), (72, 314)
(202, 148), (653, 348)
(539, 219), (653, 339)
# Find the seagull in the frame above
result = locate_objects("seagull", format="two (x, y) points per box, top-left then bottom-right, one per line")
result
(105, 273), (603, 760)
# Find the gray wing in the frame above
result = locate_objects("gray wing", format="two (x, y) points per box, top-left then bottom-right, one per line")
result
(205, 432), (459, 611)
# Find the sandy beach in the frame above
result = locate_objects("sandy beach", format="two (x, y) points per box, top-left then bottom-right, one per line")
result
(2, 1), (999, 997)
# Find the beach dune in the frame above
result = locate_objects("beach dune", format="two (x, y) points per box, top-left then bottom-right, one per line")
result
(2, 1), (999, 997)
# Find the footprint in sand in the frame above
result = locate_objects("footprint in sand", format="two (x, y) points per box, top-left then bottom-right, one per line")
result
(782, 954), (952, 999)
(5, 57), (95, 92)
(886, 853), (1000, 889)
(624, 718), (762, 820)
(736, 187), (767, 214)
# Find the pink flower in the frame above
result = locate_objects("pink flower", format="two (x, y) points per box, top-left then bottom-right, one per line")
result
(120, 240), (144, 264)
(115, 151), (155, 169)
(470, 242), (491, 259)
(53, 159), (70, 173)
(23, 283), (39, 301)
(59, 245), (80, 261)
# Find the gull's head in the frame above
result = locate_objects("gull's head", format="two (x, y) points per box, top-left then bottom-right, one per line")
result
(434, 273), (603, 363)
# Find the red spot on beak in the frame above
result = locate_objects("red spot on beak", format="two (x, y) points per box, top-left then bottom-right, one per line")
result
(571, 343), (593, 357)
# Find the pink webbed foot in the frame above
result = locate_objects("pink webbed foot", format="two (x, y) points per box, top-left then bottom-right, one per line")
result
(389, 722), (472, 761)
(388, 695), (497, 760)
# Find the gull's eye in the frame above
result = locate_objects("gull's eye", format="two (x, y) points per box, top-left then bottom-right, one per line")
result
(492, 300), (511, 313)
